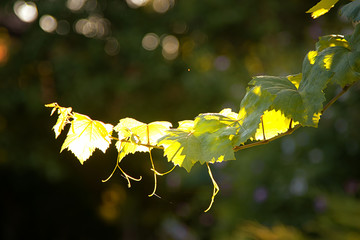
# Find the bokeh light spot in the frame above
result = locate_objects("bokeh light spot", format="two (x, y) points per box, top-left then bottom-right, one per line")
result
(161, 35), (179, 60)
(104, 37), (120, 56)
(39, 15), (57, 33)
(13, 1), (38, 23)
(153, 0), (174, 13)
(66, 0), (87, 11)
(56, 20), (70, 35)
(142, 33), (160, 51)
(126, 0), (150, 8)
(74, 16), (110, 39)
(214, 55), (230, 71)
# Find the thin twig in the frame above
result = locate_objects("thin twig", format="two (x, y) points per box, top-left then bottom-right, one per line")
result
(233, 125), (300, 152)
(261, 116), (266, 140)
(204, 163), (219, 212)
(110, 136), (164, 150)
(147, 125), (158, 197)
(321, 84), (353, 114)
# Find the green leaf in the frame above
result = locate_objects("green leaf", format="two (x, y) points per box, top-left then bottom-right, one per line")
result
(196, 131), (236, 164)
(61, 113), (114, 164)
(193, 109), (240, 163)
(348, 23), (360, 51)
(158, 121), (202, 172)
(321, 46), (360, 87)
(236, 85), (276, 144)
(159, 109), (240, 172)
(298, 50), (334, 126)
(306, 0), (339, 19)
(248, 75), (304, 122)
(316, 35), (350, 52)
(340, 0), (360, 22)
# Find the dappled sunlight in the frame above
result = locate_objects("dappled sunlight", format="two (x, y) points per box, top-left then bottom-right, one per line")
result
(306, 0), (339, 19)
(312, 112), (321, 124)
(308, 50), (318, 65)
(324, 53), (334, 70)
(287, 74), (302, 89)
(4, 0), (360, 237)
(254, 109), (298, 141)
(252, 86), (262, 96)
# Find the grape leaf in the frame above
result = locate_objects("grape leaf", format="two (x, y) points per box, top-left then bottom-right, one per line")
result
(248, 75), (303, 121)
(298, 50), (334, 126)
(306, 0), (339, 19)
(45, 102), (73, 138)
(347, 24), (360, 53)
(159, 109), (240, 172)
(316, 35), (350, 52)
(235, 85), (276, 144)
(240, 75), (302, 142)
(114, 118), (172, 162)
(254, 109), (297, 141)
(322, 46), (360, 87)
(193, 110), (239, 163)
(158, 121), (202, 172)
(61, 113), (114, 164)
(245, 30), (360, 129)
(340, 0), (360, 22)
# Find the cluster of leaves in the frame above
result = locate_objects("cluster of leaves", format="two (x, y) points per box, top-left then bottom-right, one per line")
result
(46, 0), (360, 211)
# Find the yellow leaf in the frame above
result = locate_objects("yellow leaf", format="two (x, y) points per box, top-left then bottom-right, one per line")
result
(177, 120), (195, 131)
(114, 118), (172, 160)
(219, 108), (239, 119)
(254, 109), (299, 140)
(61, 113), (113, 164)
(306, 0), (339, 19)
(45, 102), (73, 138)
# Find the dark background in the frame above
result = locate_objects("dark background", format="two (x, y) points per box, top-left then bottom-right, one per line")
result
(1, 0), (360, 239)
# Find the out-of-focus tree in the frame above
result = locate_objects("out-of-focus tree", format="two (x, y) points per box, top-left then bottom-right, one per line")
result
(0, 0), (359, 239)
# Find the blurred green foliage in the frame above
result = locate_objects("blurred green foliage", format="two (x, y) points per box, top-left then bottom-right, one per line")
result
(1, 0), (360, 239)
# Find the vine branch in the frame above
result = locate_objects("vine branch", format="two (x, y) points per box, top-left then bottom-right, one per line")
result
(233, 83), (354, 152)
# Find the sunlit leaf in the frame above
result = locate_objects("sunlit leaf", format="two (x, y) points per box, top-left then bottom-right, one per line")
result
(306, 0), (339, 19)
(248, 75), (304, 122)
(340, 0), (360, 22)
(235, 85), (275, 144)
(322, 47), (360, 87)
(45, 102), (73, 138)
(316, 35), (349, 52)
(158, 125), (202, 172)
(61, 113), (113, 164)
(114, 118), (172, 162)
(193, 110), (239, 163)
(254, 110), (296, 140)
(299, 51), (334, 126)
